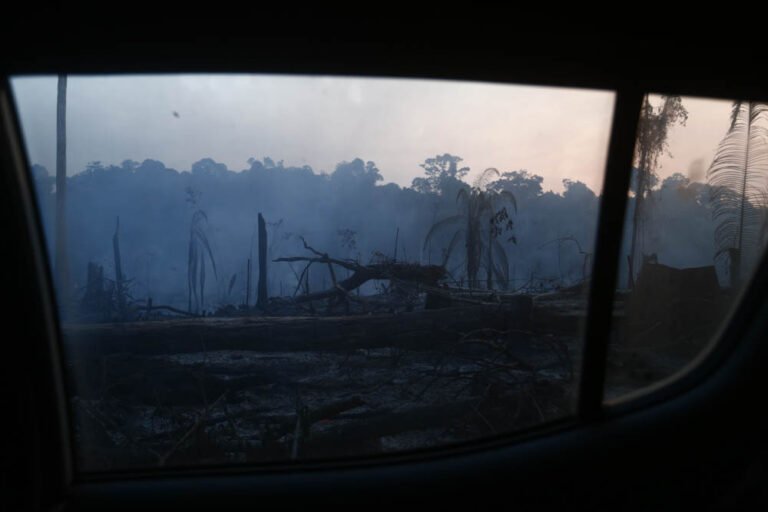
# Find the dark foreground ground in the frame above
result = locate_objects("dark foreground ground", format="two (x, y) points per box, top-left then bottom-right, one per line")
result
(62, 287), (724, 472)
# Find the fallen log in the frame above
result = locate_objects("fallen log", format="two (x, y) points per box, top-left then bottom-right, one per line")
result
(134, 304), (199, 318)
(274, 258), (446, 303)
(274, 236), (446, 305)
(62, 302), (533, 358)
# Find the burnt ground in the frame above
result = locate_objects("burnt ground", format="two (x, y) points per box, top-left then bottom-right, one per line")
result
(62, 288), (727, 472)
(64, 299), (575, 472)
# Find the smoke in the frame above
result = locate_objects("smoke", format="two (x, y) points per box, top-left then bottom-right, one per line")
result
(687, 157), (706, 183)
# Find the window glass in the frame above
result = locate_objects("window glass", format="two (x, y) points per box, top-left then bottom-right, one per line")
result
(605, 95), (768, 401)
(12, 75), (613, 471)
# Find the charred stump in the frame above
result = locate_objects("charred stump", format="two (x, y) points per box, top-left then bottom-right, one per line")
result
(113, 217), (127, 320)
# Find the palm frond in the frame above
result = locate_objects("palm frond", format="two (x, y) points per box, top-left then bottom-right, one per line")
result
(491, 262), (508, 290)
(496, 190), (517, 213)
(423, 214), (463, 251)
(708, 101), (768, 283)
(730, 101), (743, 131)
(187, 209), (218, 313)
(492, 238), (510, 288)
(456, 188), (469, 206)
(195, 228), (218, 279)
(761, 210), (768, 246)
(200, 250), (206, 309)
(749, 103), (768, 125)
(466, 224), (483, 287)
(442, 229), (465, 267)
(188, 242), (198, 312)
(473, 167), (500, 189)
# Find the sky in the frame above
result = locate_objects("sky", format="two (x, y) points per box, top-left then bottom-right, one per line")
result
(10, 75), (733, 193)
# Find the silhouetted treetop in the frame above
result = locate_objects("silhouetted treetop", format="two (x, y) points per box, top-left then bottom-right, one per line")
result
(332, 158), (382, 186)
(412, 154), (470, 195)
(490, 170), (544, 202)
(192, 158), (230, 176)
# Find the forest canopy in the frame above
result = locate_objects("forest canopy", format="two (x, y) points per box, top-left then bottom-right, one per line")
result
(29, 151), (723, 312)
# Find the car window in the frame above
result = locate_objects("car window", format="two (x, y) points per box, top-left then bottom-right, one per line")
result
(10, 74), (615, 471)
(605, 95), (768, 401)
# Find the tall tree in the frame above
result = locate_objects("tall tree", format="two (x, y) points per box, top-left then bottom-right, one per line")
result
(628, 95), (688, 287)
(55, 74), (69, 302)
(257, 213), (268, 307)
(112, 217), (127, 320)
(707, 101), (768, 287)
(411, 154), (470, 195)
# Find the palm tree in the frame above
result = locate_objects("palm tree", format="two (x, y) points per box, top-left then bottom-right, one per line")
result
(707, 101), (768, 288)
(424, 168), (517, 289)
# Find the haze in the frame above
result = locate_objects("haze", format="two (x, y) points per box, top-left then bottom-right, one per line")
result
(11, 74), (627, 193)
(10, 75), (741, 304)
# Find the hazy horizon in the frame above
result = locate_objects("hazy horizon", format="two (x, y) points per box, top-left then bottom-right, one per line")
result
(11, 75), (734, 194)
(10, 74), (621, 193)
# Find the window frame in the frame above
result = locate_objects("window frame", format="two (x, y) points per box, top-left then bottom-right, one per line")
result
(4, 30), (768, 509)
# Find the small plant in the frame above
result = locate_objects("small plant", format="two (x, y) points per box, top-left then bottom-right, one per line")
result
(188, 210), (217, 314)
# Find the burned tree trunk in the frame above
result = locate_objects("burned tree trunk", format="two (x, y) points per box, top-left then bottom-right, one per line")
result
(55, 74), (69, 305)
(393, 227), (399, 262)
(245, 257), (252, 307)
(113, 217), (127, 320)
(257, 213), (268, 308)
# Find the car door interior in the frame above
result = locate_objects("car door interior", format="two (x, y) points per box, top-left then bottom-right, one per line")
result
(2, 23), (768, 511)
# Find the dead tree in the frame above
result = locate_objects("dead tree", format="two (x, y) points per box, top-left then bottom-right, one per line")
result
(113, 217), (127, 320)
(275, 237), (446, 305)
(257, 213), (268, 308)
(55, 74), (69, 303)
(245, 257), (252, 307)
(538, 236), (592, 285)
